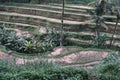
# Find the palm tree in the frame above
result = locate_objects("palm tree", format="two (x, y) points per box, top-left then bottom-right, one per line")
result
(88, 0), (119, 47)
(87, 0), (111, 47)
(94, 0), (106, 39)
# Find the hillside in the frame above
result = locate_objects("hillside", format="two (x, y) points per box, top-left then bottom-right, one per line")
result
(0, 1), (120, 80)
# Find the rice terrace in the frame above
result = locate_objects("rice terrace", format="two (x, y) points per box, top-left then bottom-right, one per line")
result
(0, 0), (120, 80)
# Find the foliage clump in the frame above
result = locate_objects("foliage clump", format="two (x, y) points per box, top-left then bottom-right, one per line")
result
(0, 24), (64, 54)
(0, 59), (90, 80)
(93, 53), (120, 80)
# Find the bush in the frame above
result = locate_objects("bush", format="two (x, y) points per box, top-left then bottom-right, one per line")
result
(0, 24), (64, 54)
(93, 54), (120, 80)
(14, 67), (89, 80)
(0, 73), (14, 80)
(0, 59), (89, 80)
(44, 67), (89, 80)
(15, 71), (40, 80)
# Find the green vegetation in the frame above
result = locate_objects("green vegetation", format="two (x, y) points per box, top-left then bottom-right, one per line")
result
(93, 53), (120, 80)
(0, 0), (119, 80)
(0, 53), (119, 80)
(0, 24), (63, 54)
(0, 60), (90, 80)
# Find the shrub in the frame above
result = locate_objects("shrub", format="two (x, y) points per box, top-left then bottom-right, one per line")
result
(0, 24), (65, 54)
(45, 67), (89, 80)
(91, 33), (110, 48)
(15, 71), (40, 80)
(0, 73), (14, 80)
(93, 54), (120, 80)
(14, 67), (89, 80)
(0, 59), (90, 80)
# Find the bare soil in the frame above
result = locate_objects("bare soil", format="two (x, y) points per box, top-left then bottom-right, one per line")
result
(39, 27), (47, 34)
(0, 49), (108, 66)
(48, 47), (78, 57)
(106, 41), (120, 47)
(49, 50), (108, 64)
(0, 50), (40, 65)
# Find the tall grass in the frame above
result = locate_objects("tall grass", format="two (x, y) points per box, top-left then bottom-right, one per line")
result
(0, 59), (90, 80)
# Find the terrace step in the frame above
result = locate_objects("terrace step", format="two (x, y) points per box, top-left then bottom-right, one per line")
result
(1, 20), (119, 39)
(0, 21), (120, 48)
(0, 21), (36, 31)
(0, 11), (120, 32)
(0, 11), (89, 25)
(66, 31), (120, 39)
(0, 5), (117, 22)
(0, 11), (118, 25)
(0, 5), (90, 22)
(50, 3), (94, 10)
(4, 3), (94, 11)
(0, 11), (92, 31)
(1, 3), (87, 14)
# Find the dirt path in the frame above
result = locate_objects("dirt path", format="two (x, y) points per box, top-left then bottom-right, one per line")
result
(50, 4), (93, 10)
(0, 49), (100, 69)
(66, 5), (93, 10)
(47, 49), (109, 69)
(49, 51), (108, 64)
(0, 50), (40, 65)
(63, 61), (100, 69)
(0, 49), (109, 66)
(0, 51), (12, 59)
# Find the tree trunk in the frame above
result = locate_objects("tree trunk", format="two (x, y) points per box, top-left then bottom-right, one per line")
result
(60, 0), (64, 46)
(110, 10), (119, 47)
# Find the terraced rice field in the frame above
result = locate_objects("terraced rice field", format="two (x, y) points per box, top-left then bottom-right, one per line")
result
(0, 3), (120, 68)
